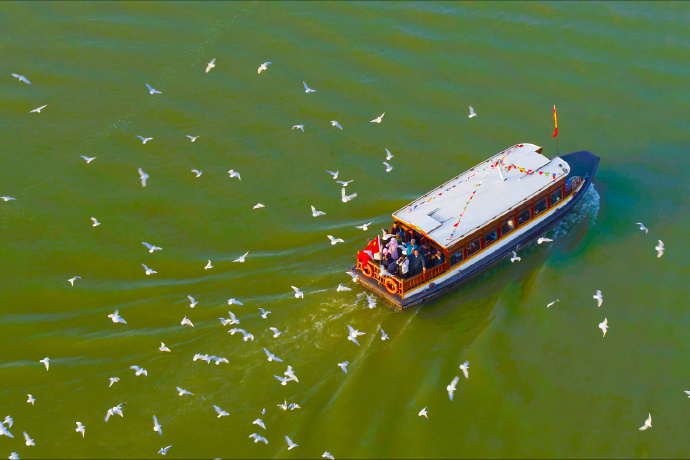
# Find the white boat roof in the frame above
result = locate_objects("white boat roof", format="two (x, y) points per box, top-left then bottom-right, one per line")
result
(392, 143), (570, 249)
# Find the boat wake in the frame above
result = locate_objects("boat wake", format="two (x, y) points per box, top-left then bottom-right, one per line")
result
(551, 184), (600, 240)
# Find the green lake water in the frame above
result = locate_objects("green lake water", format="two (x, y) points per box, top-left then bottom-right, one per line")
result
(1, 1), (688, 458)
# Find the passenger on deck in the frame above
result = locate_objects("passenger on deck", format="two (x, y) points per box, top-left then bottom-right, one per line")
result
(387, 237), (399, 260)
(390, 222), (404, 240)
(409, 248), (426, 276)
(397, 255), (409, 278)
(419, 242), (432, 262)
(381, 248), (393, 267)
(387, 257), (399, 276)
(405, 239), (418, 257)
(431, 250), (445, 267)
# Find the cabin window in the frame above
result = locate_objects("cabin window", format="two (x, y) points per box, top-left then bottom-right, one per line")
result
(466, 237), (481, 257)
(550, 189), (562, 206)
(483, 227), (498, 247)
(450, 249), (463, 266)
(501, 218), (515, 236)
(534, 198), (548, 216)
(517, 208), (531, 226)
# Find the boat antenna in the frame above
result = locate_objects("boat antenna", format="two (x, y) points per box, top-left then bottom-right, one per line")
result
(497, 158), (506, 182)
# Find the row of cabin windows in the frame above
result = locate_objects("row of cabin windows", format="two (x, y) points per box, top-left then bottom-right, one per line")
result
(448, 187), (565, 266)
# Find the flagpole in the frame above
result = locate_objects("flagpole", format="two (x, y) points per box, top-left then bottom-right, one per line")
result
(556, 132), (559, 156)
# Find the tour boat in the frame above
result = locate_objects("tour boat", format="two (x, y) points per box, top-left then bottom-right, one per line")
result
(349, 143), (599, 310)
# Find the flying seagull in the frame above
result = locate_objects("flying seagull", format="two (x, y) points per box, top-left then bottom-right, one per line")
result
(636, 222), (648, 234)
(537, 237), (553, 244)
(159, 342), (171, 352)
(546, 299), (560, 308)
(108, 310), (127, 324)
(233, 251), (249, 263)
(292, 124), (304, 131)
(81, 155), (96, 163)
(206, 58), (216, 73)
(159, 445), (172, 455)
(258, 62), (271, 74)
(338, 361), (349, 373)
(253, 203), (265, 210)
(327, 235), (344, 245)
(291, 286), (304, 299)
(109, 377), (119, 387)
(176, 387), (194, 396)
(186, 135), (199, 142)
(593, 290), (603, 308)
(11, 73), (31, 84)
(75, 422), (85, 438)
(90, 217), (101, 227)
(323, 452), (335, 460)
(347, 325), (365, 346)
(356, 222), (373, 231)
(137, 135), (153, 144)
(153, 415), (162, 435)
(330, 120), (342, 130)
(138, 168), (149, 187)
(181, 316), (194, 328)
(227, 298), (244, 306)
(326, 170), (339, 180)
(341, 187), (357, 203)
(26, 394), (35, 405)
(142, 264), (157, 275)
(639, 413), (652, 431)
(23, 431), (35, 447)
(385, 148), (394, 160)
(383, 161), (393, 172)
(380, 328), (389, 341)
(1, 196), (17, 201)
(370, 113), (385, 123)
(252, 418), (266, 430)
(68, 276), (81, 286)
(285, 436), (299, 450)
(142, 242), (162, 253)
(130, 365), (148, 376)
(204, 260), (213, 270)
(510, 251), (521, 262)
(191, 169), (202, 177)
(468, 106), (477, 118)
(447, 376), (459, 401)
(30, 104), (47, 113)
(337, 283), (351, 292)
(228, 169), (241, 180)
(269, 327), (281, 338)
(263, 348), (283, 362)
(187, 295), (198, 308)
(213, 405), (229, 418)
(311, 205), (326, 217)
(40, 357), (50, 371)
(599, 317), (608, 337)
(419, 407), (428, 419)
(303, 81), (316, 93)
(258, 308), (271, 319)
(460, 361), (469, 379)
(249, 433), (268, 444)
(655, 240), (664, 258)
(336, 179), (353, 187)
(146, 83), (161, 95)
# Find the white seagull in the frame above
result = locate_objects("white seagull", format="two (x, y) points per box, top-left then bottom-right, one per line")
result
(176, 387), (194, 396)
(136, 135), (153, 144)
(593, 290), (603, 308)
(341, 187), (357, 203)
(346, 271), (359, 282)
(338, 361), (349, 373)
(326, 170), (339, 180)
(380, 328), (389, 341)
(204, 260), (213, 270)
(655, 240), (664, 258)
(27, 394), (35, 405)
(537, 237), (553, 244)
(68, 276), (81, 286)
(356, 222), (373, 231)
(274, 375), (290, 386)
(130, 365), (148, 376)
(546, 299), (560, 308)
(311, 205), (326, 217)
(11, 73), (31, 84)
(327, 235), (345, 245)
(284, 365), (299, 382)
(159, 342), (171, 352)
(510, 251), (521, 262)
(291, 286), (304, 299)
(191, 169), (202, 177)
(142, 263), (157, 275)
(249, 433), (268, 444)
(213, 405), (229, 418)
(30, 104), (47, 113)
(639, 413), (652, 431)
(108, 310), (127, 324)
(385, 148), (394, 160)
(366, 294), (377, 309)
(228, 169), (241, 180)
(253, 418), (266, 430)
(323, 453), (335, 460)
(75, 422), (85, 438)
(337, 283), (351, 292)
(330, 120), (343, 130)
(206, 58), (216, 73)
(370, 112), (385, 123)
(23, 431), (35, 447)
(1, 196), (17, 201)
(468, 106), (477, 118)
(258, 62), (271, 74)
(447, 376), (460, 401)
(684, 390), (690, 398)
(90, 217), (101, 227)
(347, 325), (365, 346)
(288, 402), (301, 410)
(460, 361), (469, 379)
(181, 317), (194, 328)
(269, 327), (281, 338)
(253, 203), (265, 209)
(228, 297), (244, 305)
(138, 168), (149, 187)
(40, 357), (50, 371)
(383, 161), (393, 172)
(80, 155), (96, 163)
(263, 348), (283, 362)
(109, 377), (119, 387)
(142, 242), (162, 253)
(187, 295), (198, 308)
(159, 445), (172, 455)
(292, 124), (304, 131)
(146, 83), (161, 95)
(278, 400), (288, 410)
(336, 179), (353, 187)
(599, 318), (608, 337)
(285, 436), (299, 450)
(186, 135), (199, 142)
(233, 251), (249, 263)
(636, 222), (648, 234)
(153, 415), (162, 435)
(418, 407), (428, 419)
(303, 81), (316, 93)
(258, 308), (271, 319)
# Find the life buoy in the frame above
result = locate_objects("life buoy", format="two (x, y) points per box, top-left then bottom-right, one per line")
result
(362, 264), (373, 278)
(384, 278), (399, 295)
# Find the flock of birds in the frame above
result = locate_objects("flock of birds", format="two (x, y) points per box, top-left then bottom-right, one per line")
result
(3, 56), (674, 460)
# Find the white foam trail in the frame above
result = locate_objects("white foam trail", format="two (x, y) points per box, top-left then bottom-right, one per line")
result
(552, 184), (600, 239)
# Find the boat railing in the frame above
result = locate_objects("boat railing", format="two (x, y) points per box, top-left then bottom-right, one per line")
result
(402, 261), (449, 293)
(564, 176), (584, 197)
(356, 258), (450, 297)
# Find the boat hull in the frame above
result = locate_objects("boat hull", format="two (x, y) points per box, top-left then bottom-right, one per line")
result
(349, 150), (599, 310)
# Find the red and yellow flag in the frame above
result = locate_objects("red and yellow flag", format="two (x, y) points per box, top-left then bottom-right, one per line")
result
(552, 105), (558, 137)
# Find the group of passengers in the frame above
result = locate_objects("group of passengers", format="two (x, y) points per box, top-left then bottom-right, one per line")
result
(379, 222), (445, 279)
